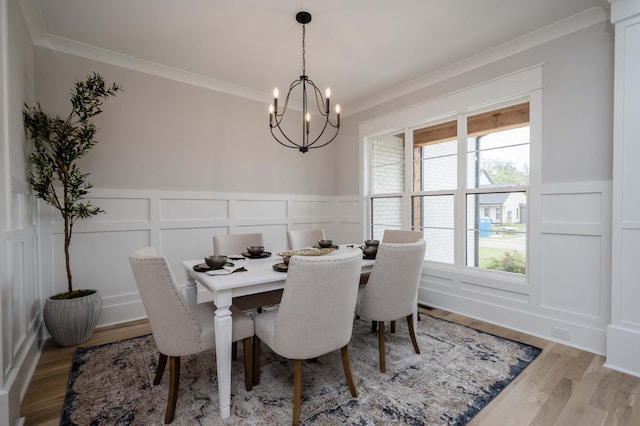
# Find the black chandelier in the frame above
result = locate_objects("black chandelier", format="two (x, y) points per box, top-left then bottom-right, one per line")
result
(269, 11), (340, 153)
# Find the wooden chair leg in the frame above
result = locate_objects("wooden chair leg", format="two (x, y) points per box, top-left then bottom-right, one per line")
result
(252, 336), (261, 386)
(340, 345), (358, 397)
(378, 321), (386, 373)
(390, 320), (396, 333)
(371, 320), (377, 333)
(154, 353), (167, 385)
(232, 341), (238, 360)
(243, 338), (253, 391)
(407, 313), (420, 354)
(166, 356), (180, 424)
(293, 359), (302, 426)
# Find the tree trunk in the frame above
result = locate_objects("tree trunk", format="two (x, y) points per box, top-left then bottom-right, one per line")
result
(64, 215), (73, 293)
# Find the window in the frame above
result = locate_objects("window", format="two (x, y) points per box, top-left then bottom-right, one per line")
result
(366, 102), (530, 276)
(368, 133), (404, 241)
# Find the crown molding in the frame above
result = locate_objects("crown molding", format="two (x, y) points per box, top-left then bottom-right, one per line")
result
(42, 34), (270, 104)
(17, 0), (271, 105)
(609, 0), (640, 23)
(18, 1), (608, 117)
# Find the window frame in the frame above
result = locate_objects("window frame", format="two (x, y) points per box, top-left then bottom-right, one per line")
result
(360, 66), (542, 287)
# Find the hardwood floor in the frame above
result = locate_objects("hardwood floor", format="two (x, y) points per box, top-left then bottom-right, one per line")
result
(20, 308), (640, 425)
(21, 319), (152, 426)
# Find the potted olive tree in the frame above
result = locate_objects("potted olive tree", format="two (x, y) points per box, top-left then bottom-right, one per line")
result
(23, 72), (121, 346)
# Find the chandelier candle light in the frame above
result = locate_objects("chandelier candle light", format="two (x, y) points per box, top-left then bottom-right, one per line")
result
(269, 11), (340, 153)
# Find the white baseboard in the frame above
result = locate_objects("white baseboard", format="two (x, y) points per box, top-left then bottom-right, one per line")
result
(605, 325), (640, 377)
(420, 287), (607, 356)
(98, 300), (148, 328)
(97, 287), (216, 329)
(1, 327), (44, 426)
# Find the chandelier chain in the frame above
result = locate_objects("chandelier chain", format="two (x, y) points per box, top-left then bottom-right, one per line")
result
(302, 25), (306, 76)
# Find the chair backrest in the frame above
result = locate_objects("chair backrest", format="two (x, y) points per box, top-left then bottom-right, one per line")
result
(357, 240), (426, 322)
(382, 229), (423, 243)
(213, 233), (264, 256)
(128, 247), (204, 356)
(272, 248), (362, 359)
(287, 229), (326, 250)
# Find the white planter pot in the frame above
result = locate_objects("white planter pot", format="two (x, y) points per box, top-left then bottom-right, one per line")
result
(43, 290), (102, 347)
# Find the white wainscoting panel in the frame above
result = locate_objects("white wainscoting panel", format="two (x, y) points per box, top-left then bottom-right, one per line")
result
(38, 190), (364, 328)
(3, 177), (42, 426)
(288, 222), (333, 232)
(540, 233), (602, 318)
(160, 227), (222, 274)
(90, 197), (150, 222)
(542, 192), (602, 224)
(422, 180), (611, 355)
(334, 198), (361, 244)
(289, 200), (334, 219)
(424, 274), (454, 289)
(460, 280), (530, 304)
(236, 199), (287, 220)
(160, 198), (227, 221)
(620, 228), (640, 326)
(338, 199), (361, 220)
(57, 230), (151, 298)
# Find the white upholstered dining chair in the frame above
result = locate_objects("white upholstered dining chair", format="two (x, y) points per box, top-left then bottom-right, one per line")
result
(382, 229), (423, 243)
(286, 228), (326, 250)
(213, 232), (264, 256)
(373, 228), (425, 331)
(129, 246), (254, 424)
(359, 229), (423, 290)
(252, 248), (362, 426)
(355, 239), (426, 373)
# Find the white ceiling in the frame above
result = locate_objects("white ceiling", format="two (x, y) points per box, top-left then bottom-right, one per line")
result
(19, 0), (609, 115)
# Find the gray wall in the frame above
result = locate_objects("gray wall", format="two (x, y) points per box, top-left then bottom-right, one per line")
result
(34, 48), (341, 195)
(335, 22), (614, 195)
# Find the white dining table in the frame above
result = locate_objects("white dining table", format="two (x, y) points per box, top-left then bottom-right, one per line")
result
(181, 246), (374, 419)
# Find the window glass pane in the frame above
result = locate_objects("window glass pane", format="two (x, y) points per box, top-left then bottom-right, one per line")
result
(465, 193), (527, 274)
(371, 197), (402, 241)
(467, 126), (530, 189)
(414, 140), (457, 191)
(412, 195), (454, 264)
(413, 122), (457, 191)
(371, 134), (404, 194)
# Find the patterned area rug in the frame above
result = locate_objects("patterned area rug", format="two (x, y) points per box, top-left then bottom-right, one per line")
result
(61, 315), (541, 425)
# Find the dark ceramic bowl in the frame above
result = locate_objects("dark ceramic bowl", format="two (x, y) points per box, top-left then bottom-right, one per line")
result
(205, 255), (228, 269)
(364, 240), (380, 247)
(318, 239), (333, 248)
(363, 246), (378, 258)
(247, 246), (265, 256)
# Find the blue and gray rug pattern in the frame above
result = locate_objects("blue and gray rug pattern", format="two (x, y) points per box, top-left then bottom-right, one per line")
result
(61, 315), (541, 425)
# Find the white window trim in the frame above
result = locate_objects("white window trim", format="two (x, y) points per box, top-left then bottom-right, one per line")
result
(360, 65), (542, 288)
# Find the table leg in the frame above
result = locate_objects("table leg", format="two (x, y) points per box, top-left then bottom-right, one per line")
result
(213, 291), (233, 419)
(185, 276), (198, 304)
